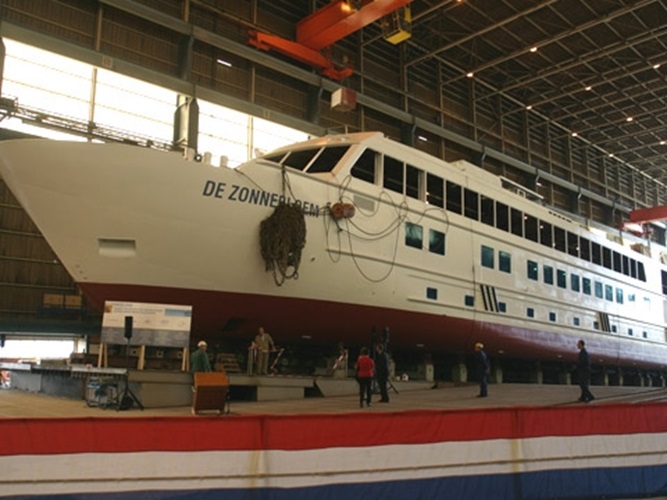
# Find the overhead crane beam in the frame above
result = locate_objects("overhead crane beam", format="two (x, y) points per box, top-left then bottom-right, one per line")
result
(249, 0), (412, 80)
(297, 0), (412, 51)
(628, 206), (667, 225)
(248, 31), (353, 80)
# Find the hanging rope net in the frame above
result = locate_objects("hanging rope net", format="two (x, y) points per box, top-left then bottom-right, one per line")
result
(259, 203), (307, 286)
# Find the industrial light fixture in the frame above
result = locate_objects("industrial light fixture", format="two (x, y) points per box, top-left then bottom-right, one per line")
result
(526, 105), (533, 110)
(418, 135), (428, 141)
(529, 46), (538, 53)
(571, 132), (578, 137)
(466, 72), (474, 78)
(653, 63), (661, 69)
(626, 117), (633, 122)
(584, 85), (592, 91)
(216, 58), (232, 67)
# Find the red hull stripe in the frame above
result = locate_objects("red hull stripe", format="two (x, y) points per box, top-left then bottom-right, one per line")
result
(2, 403), (667, 456)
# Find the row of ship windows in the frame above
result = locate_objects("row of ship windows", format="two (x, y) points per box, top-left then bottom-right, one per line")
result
(276, 144), (650, 288)
(346, 147), (648, 283)
(425, 287), (648, 338)
(405, 222), (650, 307)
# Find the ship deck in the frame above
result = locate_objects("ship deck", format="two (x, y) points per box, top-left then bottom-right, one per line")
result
(2, 381), (667, 418)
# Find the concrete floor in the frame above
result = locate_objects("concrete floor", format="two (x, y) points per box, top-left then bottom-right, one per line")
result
(2, 382), (667, 418)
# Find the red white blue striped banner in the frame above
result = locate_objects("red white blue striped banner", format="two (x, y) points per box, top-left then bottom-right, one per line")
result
(1, 403), (667, 499)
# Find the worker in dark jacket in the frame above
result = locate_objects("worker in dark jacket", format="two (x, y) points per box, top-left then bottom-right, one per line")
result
(475, 342), (490, 397)
(375, 343), (390, 403)
(190, 340), (212, 373)
(576, 340), (595, 402)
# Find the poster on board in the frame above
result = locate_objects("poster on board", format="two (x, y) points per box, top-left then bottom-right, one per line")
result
(101, 301), (192, 348)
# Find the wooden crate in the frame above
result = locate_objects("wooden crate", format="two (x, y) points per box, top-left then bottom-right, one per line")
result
(192, 372), (229, 415)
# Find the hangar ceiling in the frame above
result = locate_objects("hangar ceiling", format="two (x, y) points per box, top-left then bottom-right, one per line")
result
(263, 0), (667, 183)
(0, 0), (665, 209)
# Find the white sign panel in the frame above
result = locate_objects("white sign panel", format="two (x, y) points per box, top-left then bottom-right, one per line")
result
(101, 301), (192, 348)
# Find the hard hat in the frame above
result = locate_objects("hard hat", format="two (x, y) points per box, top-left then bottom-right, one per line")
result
(197, 340), (207, 347)
(475, 342), (484, 349)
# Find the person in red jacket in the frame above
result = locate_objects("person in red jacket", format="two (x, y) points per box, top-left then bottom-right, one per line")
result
(355, 347), (375, 408)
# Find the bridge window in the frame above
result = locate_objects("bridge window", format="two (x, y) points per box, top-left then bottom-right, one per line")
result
(638, 262), (646, 282)
(383, 155), (404, 194)
(591, 242), (601, 265)
(307, 146), (350, 173)
(464, 189), (479, 220)
(612, 251), (622, 273)
(605, 284), (613, 302)
(283, 148), (319, 170)
(571, 273), (580, 292)
(622, 255), (630, 276)
(465, 295), (474, 307)
(527, 308), (535, 318)
(446, 181), (462, 214)
(426, 287), (437, 300)
(481, 196), (494, 226)
(406, 164), (421, 200)
(405, 222), (422, 249)
(574, 317), (580, 326)
(580, 237), (591, 261)
(662, 270), (667, 295)
(567, 232), (579, 257)
(426, 173), (444, 207)
(540, 222), (553, 248)
(602, 247), (612, 269)
(496, 202), (509, 231)
(544, 265), (554, 285)
(549, 312), (557, 322)
(594, 281), (603, 298)
(616, 288), (623, 304)
(511, 208), (523, 237)
(481, 245), (494, 269)
(525, 215), (538, 242)
(350, 149), (377, 183)
(429, 229), (445, 255)
(554, 227), (566, 252)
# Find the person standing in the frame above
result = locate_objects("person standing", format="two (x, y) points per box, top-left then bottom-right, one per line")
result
(190, 340), (212, 373)
(475, 342), (490, 398)
(576, 339), (595, 402)
(355, 347), (374, 408)
(375, 343), (390, 403)
(254, 326), (276, 375)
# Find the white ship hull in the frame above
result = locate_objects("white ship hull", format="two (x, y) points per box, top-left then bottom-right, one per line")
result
(1, 133), (666, 368)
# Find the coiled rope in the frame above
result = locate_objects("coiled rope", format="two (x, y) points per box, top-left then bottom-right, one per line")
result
(260, 203), (306, 286)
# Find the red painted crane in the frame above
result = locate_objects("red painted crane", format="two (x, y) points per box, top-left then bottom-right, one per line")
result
(249, 0), (412, 80)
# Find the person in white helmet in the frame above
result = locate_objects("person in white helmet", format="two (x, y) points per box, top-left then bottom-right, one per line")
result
(190, 340), (211, 373)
